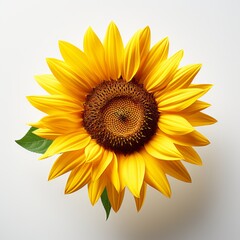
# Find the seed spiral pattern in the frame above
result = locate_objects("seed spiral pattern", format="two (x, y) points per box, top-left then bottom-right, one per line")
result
(83, 80), (159, 153)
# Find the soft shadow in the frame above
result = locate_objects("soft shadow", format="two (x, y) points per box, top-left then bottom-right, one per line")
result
(111, 148), (218, 240)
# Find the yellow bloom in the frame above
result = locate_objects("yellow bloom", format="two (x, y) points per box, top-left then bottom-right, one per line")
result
(28, 22), (216, 212)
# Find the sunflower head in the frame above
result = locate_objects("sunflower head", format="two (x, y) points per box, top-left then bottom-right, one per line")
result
(24, 22), (216, 217)
(83, 79), (159, 153)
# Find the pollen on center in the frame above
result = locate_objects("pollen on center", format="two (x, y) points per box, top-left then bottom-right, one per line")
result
(83, 80), (159, 153)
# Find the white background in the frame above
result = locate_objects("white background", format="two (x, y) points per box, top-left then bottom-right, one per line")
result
(1, 0), (239, 239)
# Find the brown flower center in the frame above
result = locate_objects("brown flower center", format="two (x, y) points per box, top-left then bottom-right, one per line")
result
(83, 80), (159, 154)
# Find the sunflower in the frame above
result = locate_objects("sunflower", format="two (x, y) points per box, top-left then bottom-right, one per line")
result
(27, 22), (216, 213)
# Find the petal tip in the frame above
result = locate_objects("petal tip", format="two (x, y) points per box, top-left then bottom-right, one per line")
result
(109, 20), (117, 27)
(58, 40), (69, 49)
(197, 63), (202, 69)
(65, 182), (74, 194)
(164, 36), (169, 41)
(196, 161), (203, 166)
(58, 40), (64, 45)
(178, 49), (184, 57)
(46, 58), (55, 66)
(48, 170), (57, 181)
(34, 75), (41, 81)
(186, 177), (192, 183)
(86, 26), (94, 34)
(161, 36), (169, 45)
(166, 192), (172, 198)
(38, 154), (47, 160)
(64, 187), (70, 194)
(143, 25), (150, 33)
(48, 174), (54, 181)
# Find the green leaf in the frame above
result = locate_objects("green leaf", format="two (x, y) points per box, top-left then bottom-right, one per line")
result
(15, 127), (53, 154)
(101, 188), (111, 220)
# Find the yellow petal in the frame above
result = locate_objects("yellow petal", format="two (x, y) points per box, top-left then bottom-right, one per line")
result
(104, 22), (124, 80)
(160, 161), (192, 182)
(139, 26), (151, 62)
(137, 37), (169, 82)
(141, 149), (171, 197)
(131, 26), (150, 81)
(134, 182), (147, 211)
(157, 88), (205, 112)
(189, 84), (213, 92)
(106, 183), (125, 212)
(166, 64), (202, 91)
(84, 141), (104, 162)
(84, 27), (108, 80)
(106, 154), (120, 192)
(39, 130), (91, 159)
(35, 75), (84, 108)
(29, 120), (44, 129)
(188, 84), (213, 99)
(65, 163), (92, 194)
(122, 30), (141, 81)
(158, 114), (194, 135)
(182, 100), (211, 113)
(46, 58), (92, 95)
(168, 130), (210, 146)
(144, 133), (182, 160)
(58, 40), (99, 85)
(117, 153), (127, 191)
(27, 95), (81, 114)
(119, 152), (145, 197)
(144, 50), (184, 92)
(88, 176), (106, 205)
(39, 112), (82, 134)
(48, 150), (85, 180)
(35, 75), (65, 95)
(176, 145), (202, 165)
(184, 112), (217, 126)
(32, 128), (60, 140)
(92, 150), (114, 181)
